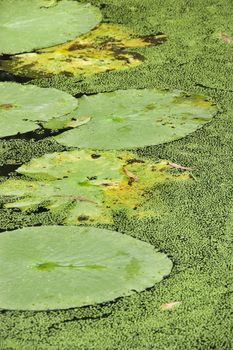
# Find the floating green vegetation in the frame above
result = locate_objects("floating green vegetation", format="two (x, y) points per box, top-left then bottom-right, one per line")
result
(0, 23), (166, 78)
(0, 149), (190, 224)
(0, 225), (172, 310)
(0, 0), (102, 54)
(51, 89), (217, 150)
(0, 82), (77, 138)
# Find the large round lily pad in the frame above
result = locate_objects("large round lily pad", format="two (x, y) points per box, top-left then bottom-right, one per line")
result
(0, 82), (78, 137)
(53, 89), (217, 150)
(0, 226), (172, 310)
(0, 0), (102, 54)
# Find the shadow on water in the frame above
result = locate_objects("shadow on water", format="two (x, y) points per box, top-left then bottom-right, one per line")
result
(0, 163), (21, 177)
(0, 53), (32, 83)
(0, 128), (66, 177)
(0, 70), (32, 84)
(1, 125), (62, 142)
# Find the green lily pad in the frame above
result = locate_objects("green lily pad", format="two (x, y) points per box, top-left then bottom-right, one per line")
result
(51, 89), (217, 150)
(0, 149), (190, 224)
(0, 0), (102, 54)
(0, 225), (172, 311)
(0, 82), (78, 137)
(0, 23), (166, 78)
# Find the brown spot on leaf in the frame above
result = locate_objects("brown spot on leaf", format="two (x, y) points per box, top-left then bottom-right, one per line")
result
(91, 154), (101, 159)
(116, 55), (131, 63)
(87, 176), (97, 180)
(68, 43), (88, 51)
(65, 195), (97, 204)
(78, 215), (89, 221)
(0, 103), (15, 109)
(100, 181), (119, 187)
(60, 71), (73, 77)
(126, 158), (145, 165)
(142, 33), (167, 45)
(131, 52), (145, 61)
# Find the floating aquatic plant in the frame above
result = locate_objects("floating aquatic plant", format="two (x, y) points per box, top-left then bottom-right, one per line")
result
(0, 150), (190, 224)
(0, 82), (77, 137)
(0, 84), (216, 148)
(50, 88), (217, 150)
(0, 0), (102, 54)
(0, 225), (172, 310)
(0, 24), (166, 78)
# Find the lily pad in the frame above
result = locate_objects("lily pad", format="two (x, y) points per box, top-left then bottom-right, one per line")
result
(0, 225), (172, 310)
(0, 149), (190, 224)
(0, 0), (102, 54)
(0, 82), (78, 137)
(0, 24), (166, 78)
(52, 89), (217, 150)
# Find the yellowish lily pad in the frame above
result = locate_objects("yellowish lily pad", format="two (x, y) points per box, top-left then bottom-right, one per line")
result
(0, 150), (190, 225)
(0, 24), (166, 78)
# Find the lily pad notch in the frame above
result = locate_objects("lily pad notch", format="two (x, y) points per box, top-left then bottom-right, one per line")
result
(0, 226), (172, 311)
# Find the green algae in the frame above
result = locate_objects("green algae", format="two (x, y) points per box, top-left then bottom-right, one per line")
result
(0, 0), (232, 348)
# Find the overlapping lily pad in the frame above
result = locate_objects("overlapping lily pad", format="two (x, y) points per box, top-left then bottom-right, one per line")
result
(0, 150), (190, 224)
(0, 225), (172, 310)
(50, 89), (217, 150)
(0, 82), (78, 137)
(0, 0), (102, 54)
(0, 24), (166, 78)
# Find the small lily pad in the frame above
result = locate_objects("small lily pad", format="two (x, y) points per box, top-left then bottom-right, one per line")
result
(0, 0), (102, 54)
(0, 24), (166, 78)
(0, 82), (78, 137)
(0, 225), (172, 310)
(0, 149), (190, 224)
(52, 89), (217, 150)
